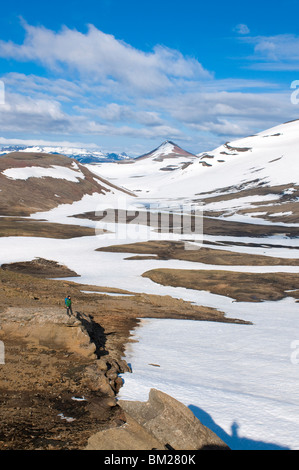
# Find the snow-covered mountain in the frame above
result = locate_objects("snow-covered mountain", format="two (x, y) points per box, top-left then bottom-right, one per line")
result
(148, 120), (299, 223)
(0, 145), (130, 164)
(136, 140), (197, 164)
(87, 120), (299, 224)
(86, 140), (198, 193)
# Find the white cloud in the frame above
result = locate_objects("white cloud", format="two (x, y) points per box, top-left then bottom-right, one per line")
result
(0, 91), (72, 133)
(3, 72), (83, 102)
(140, 86), (299, 142)
(188, 119), (245, 136)
(234, 24), (250, 35)
(241, 34), (299, 70)
(0, 73), (296, 151)
(0, 22), (298, 152)
(0, 22), (211, 94)
(79, 103), (165, 127)
(0, 87), (185, 143)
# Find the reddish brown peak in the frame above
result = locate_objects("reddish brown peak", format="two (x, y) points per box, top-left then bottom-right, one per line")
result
(136, 141), (197, 162)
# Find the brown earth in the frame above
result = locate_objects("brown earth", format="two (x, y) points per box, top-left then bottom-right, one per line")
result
(73, 209), (299, 238)
(238, 200), (299, 224)
(0, 307), (127, 450)
(205, 239), (299, 251)
(0, 264), (245, 325)
(197, 183), (299, 205)
(0, 263), (246, 450)
(1, 258), (79, 278)
(0, 152), (132, 216)
(97, 240), (299, 266)
(0, 218), (96, 238)
(142, 268), (299, 303)
(202, 215), (299, 237)
(196, 184), (299, 224)
(1, 152), (297, 450)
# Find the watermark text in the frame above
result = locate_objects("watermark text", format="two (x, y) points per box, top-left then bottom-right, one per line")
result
(94, 197), (203, 250)
(291, 80), (299, 104)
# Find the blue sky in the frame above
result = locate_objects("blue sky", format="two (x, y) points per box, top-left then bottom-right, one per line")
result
(0, 0), (298, 155)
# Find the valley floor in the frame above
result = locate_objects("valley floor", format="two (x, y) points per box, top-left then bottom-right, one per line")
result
(1, 196), (299, 450)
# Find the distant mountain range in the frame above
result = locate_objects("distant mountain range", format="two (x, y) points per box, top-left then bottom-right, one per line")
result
(0, 140), (197, 165)
(1, 120), (299, 225)
(0, 145), (130, 164)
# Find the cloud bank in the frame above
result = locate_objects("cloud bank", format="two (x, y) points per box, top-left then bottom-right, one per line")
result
(0, 22), (297, 153)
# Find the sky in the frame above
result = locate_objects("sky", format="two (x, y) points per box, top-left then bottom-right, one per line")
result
(0, 0), (299, 156)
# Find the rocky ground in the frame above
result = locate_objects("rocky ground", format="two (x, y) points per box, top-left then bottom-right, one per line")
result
(0, 148), (298, 451)
(0, 211), (299, 450)
(0, 309), (125, 450)
(1, 215), (297, 450)
(0, 259), (237, 450)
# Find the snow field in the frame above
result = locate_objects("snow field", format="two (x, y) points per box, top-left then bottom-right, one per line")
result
(118, 301), (299, 450)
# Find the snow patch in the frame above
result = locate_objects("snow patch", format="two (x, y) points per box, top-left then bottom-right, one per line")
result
(2, 165), (85, 182)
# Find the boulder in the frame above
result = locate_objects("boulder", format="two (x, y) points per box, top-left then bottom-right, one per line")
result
(86, 412), (165, 450)
(86, 389), (230, 450)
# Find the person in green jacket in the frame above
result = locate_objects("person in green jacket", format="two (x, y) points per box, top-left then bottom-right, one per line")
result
(65, 295), (73, 317)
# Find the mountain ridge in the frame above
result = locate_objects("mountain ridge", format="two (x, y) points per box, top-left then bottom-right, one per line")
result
(0, 151), (133, 216)
(0, 144), (130, 164)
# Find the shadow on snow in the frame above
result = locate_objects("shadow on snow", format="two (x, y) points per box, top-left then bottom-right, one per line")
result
(189, 404), (290, 450)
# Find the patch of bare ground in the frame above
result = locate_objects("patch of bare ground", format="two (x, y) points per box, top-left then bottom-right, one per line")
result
(0, 217), (95, 238)
(73, 210), (299, 238)
(238, 200), (299, 224)
(0, 265), (243, 325)
(202, 216), (299, 237)
(0, 334), (124, 450)
(97, 240), (299, 266)
(197, 184), (299, 204)
(196, 184), (299, 224)
(142, 268), (299, 303)
(1, 258), (79, 278)
(206, 239), (299, 251)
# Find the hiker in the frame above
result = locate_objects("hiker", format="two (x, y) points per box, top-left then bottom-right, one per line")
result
(65, 295), (73, 317)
